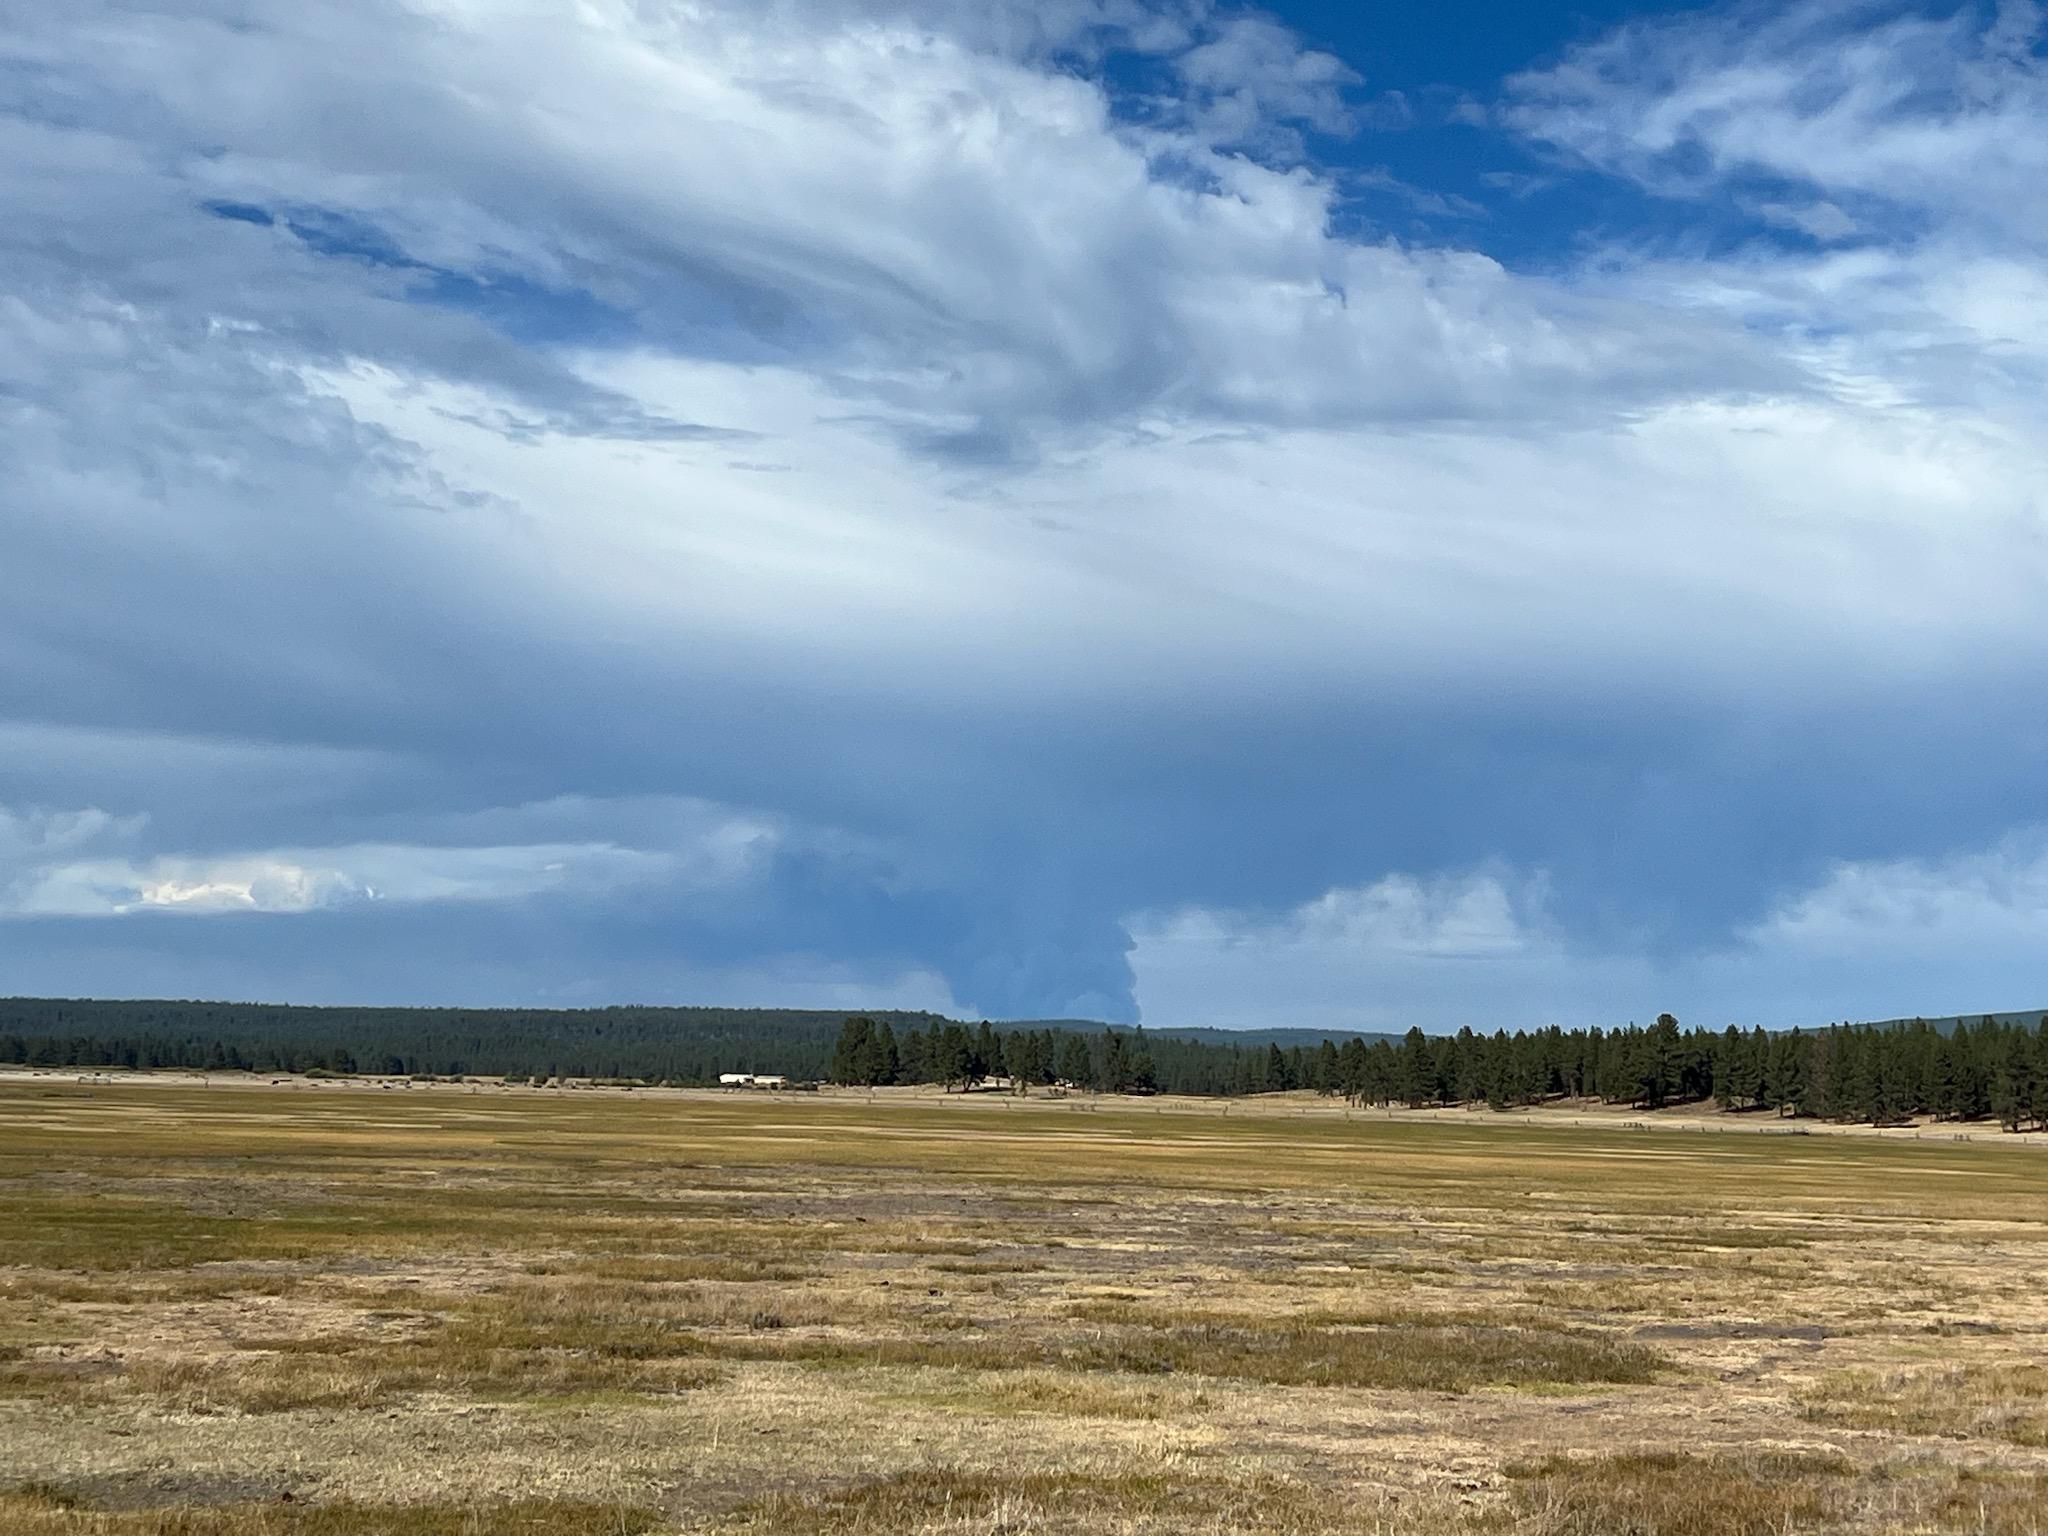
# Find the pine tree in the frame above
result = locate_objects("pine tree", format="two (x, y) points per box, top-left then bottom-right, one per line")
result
(1337, 1037), (1367, 1100)
(1100, 1031), (1132, 1093)
(830, 1016), (872, 1085)
(1637, 1014), (1682, 1108)
(1312, 1040), (1339, 1094)
(866, 1021), (900, 1086)
(1129, 1027), (1158, 1094)
(1056, 1032), (1092, 1088)
(936, 1025), (973, 1090)
(1030, 1029), (1057, 1085)
(1714, 1025), (1744, 1109)
(1265, 1043), (1293, 1092)
(1398, 1027), (1432, 1107)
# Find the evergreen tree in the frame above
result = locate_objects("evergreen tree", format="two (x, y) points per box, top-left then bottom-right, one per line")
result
(1713, 1026), (1744, 1109)
(1100, 1030), (1132, 1092)
(1056, 1032), (1092, 1088)
(1129, 1027), (1158, 1094)
(867, 1021), (900, 1085)
(1398, 1027), (1432, 1107)
(1312, 1039), (1339, 1094)
(1265, 1043), (1294, 1092)
(935, 1024), (973, 1090)
(1638, 1014), (1682, 1108)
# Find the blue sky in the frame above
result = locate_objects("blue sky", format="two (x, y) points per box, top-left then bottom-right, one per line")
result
(4, 0), (2048, 1030)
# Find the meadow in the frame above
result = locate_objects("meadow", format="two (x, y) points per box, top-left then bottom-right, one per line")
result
(1, 1074), (2045, 1533)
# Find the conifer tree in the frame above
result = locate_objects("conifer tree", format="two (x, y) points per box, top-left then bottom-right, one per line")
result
(1398, 1027), (1432, 1107)
(1056, 1032), (1092, 1088)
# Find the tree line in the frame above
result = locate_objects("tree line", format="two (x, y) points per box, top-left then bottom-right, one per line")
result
(3, 996), (2044, 1130)
(1351, 1014), (2046, 1130)
(831, 1015), (1160, 1093)
(0, 997), (926, 1083)
(827, 1012), (2047, 1130)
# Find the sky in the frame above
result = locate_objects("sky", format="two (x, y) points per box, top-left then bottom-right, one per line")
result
(3, 0), (2048, 1031)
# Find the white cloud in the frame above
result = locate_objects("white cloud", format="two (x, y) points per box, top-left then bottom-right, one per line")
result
(1185, 870), (1545, 959)
(1753, 199), (1859, 243)
(1129, 869), (1571, 1032)
(1741, 833), (2048, 960)
(1505, 0), (2048, 433)
(129, 864), (364, 915)
(1507, 0), (2048, 240)
(1132, 830), (2048, 1033)
(0, 0), (1781, 458)
(5, 0), (2048, 1017)
(0, 798), (777, 918)
(8, 0), (2034, 731)
(1173, 13), (1359, 148)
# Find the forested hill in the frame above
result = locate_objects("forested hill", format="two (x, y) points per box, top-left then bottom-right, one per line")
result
(1145, 1026), (1401, 1049)
(1002, 1020), (1398, 1049)
(0, 995), (1316, 1095)
(0, 997), (1394, 1090)
(0, 998), (941, 1085)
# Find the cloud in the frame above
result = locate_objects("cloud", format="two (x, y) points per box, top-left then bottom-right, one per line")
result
(2, 0), (2047, 1022)
(1142, 869), (1545, 961)
(0, 785), (1082, 1015)
(1172, 13), (1360, 149)
(1133, 830), (2048, 1033)
(1752, 199), (1860, 243)
(1129, 870), (1586, 1033)
(1703, 831), (2048, 1022)
(0, 797), (775, 918)
(1507, 0), (2048, 241)
(0, 805), (150, 862)
(1505, 1), (2048, 431)
(1741, 832), (2048, 961)
(0, 0), (1790, 466)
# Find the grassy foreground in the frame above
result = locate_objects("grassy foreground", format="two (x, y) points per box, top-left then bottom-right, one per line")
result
(1, 1077), (2045, 1533)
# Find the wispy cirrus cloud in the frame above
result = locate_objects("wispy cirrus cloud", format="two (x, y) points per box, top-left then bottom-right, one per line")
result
(1506, 0), (2048, 239)
(0, 0), (1790, 460)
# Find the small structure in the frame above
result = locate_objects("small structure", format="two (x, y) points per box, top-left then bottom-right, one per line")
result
(719, 1073), (790, 1089)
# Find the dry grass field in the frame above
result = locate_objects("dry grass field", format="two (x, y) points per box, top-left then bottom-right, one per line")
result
(2, 1075), (2045, 1534)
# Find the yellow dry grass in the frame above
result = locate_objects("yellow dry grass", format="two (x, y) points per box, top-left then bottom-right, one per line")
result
(1, 1076), (2045, 1533)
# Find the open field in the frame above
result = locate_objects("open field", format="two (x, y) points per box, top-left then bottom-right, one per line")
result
(18, 1066), (2048, 1148)
(2, 1077), (2046, 1533)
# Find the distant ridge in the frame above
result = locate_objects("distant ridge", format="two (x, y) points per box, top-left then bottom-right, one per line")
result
(1132, 1025), (1402, 1049)
(15, 996), (2033, 1048)
(979, 1020), (1403, 1048)
(9, 997), (1396, 1048)
(1857, 1009), (2048, 1034)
